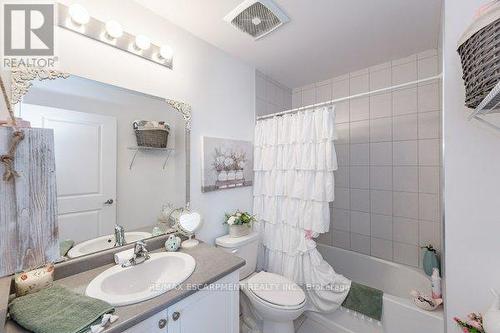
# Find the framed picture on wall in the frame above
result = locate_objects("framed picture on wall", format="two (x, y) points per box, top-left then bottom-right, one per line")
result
(201, 136), (253, 192)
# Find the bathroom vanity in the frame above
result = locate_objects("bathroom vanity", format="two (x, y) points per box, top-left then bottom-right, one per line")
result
(3, 243), (244, 333)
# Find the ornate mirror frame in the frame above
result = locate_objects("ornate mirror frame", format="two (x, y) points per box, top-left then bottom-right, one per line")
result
(9, 67), (192, 205)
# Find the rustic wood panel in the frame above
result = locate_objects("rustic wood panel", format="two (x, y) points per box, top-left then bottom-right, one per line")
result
(0, 127), (59, 277)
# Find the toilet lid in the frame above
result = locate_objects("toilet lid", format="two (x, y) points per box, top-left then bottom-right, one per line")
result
(247, 272), (306, 307)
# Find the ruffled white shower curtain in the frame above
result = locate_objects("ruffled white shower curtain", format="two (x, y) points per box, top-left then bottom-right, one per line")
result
(253, 106), (351, 313)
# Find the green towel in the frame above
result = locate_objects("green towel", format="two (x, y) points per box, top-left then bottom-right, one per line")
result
(341, 282), (383, 321)
(9, 285), (114, 333)
(59, 240), (75, 257)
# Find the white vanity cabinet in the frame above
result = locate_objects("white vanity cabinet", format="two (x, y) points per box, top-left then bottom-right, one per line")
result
(123, 271), (239, 333)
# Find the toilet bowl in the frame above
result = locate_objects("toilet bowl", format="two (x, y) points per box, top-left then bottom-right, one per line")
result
(216, 232), (306, 333)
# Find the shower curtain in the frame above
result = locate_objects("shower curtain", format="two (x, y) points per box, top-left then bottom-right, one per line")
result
(253, 106), (351, 313)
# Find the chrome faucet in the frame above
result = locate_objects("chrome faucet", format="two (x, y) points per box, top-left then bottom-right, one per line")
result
(114, 224), (126, 247)
(122, 241), (150, 267)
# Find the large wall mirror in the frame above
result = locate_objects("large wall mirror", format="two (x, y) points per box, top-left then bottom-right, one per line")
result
(12, 71), (191, 260)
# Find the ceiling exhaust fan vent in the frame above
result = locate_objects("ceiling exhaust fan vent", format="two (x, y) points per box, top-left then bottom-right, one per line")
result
(224, 0), (290, 40)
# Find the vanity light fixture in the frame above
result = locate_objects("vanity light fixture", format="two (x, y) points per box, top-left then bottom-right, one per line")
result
(158, 45), (174, 62)
(105, 20), (123, 40)
(134, 35), (151, 51)
(68, 4), (90, 26)
(57, 4), (173, 69)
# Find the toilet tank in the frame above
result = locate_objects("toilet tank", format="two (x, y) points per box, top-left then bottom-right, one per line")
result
(215, 232), (259, 280)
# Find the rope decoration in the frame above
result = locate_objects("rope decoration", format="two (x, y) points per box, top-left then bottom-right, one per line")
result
(0, 73), (24, 182)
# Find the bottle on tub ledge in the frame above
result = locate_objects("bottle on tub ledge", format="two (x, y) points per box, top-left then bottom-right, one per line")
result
(431, 268), (442, 300)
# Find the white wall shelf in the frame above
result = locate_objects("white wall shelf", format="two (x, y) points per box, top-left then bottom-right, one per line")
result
(468, 80), (500, 131)
(127, 147), (174, 170)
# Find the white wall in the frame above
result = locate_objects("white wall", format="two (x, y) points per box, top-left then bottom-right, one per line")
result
(3, 0), (256, 244)
(443, 0), (500, 331)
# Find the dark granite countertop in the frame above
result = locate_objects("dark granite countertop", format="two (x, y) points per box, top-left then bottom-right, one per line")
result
(3, 243), (245, 333)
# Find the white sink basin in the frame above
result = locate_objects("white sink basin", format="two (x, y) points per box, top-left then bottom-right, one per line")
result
(67, 232), (152, 258)
(86, 252), (196, 306)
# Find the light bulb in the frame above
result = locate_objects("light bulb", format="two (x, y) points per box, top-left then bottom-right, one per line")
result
(68, 4), (90, 26)
(105, 20), (123, 39)
(159, 45), (174, 61)
(135, 35), (151, 51)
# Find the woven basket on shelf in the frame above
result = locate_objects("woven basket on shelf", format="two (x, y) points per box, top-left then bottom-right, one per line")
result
(457, 2), (500, 109)
(135, 128), (169, 148)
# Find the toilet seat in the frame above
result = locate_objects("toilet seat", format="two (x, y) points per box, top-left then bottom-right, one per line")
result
(245, 272), (306, 310)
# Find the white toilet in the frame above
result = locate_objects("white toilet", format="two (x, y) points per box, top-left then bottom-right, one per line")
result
(216, 232), (306, 333)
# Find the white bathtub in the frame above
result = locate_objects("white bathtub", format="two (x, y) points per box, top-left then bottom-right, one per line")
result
(297, 244), (444, 333)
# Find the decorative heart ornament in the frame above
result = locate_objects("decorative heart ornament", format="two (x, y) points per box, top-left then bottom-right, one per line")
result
(179, 212), (201, 234)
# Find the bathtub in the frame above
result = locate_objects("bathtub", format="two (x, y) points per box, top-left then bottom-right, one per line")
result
(297, 244), (444, 333)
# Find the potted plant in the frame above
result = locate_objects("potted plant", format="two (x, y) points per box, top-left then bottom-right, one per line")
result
(224, 210), (256, 237)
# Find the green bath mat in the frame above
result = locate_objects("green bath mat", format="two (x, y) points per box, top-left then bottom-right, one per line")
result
(341, 282), (383, 321)
(9, 285), (114, 333)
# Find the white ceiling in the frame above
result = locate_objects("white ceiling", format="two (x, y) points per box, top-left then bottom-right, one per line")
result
(134, 0), (442, 88)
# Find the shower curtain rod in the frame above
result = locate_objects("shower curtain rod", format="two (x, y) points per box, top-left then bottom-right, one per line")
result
(256, 74), (443, 120)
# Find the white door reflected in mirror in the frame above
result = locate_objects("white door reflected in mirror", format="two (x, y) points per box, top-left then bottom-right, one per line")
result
(179, 212), (201, 248)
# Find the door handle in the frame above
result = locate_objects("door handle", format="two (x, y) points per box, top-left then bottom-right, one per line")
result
(104, 199), (114, 205)
(172, 311), (181, 321)
(158, 318), (167, 329)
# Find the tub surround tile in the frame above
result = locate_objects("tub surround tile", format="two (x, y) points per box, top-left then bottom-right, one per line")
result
(302, 88), (316, 106)
(371, 237), (393, 261)
(350, 233), (371, 255)
(308, 51), (441, 267)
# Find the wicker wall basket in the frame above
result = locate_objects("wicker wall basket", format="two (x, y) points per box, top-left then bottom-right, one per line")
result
(457, 2), (500, 109)
(135, 128), (169, 148)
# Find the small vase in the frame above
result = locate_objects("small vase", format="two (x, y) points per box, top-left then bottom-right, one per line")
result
(227, 170), (236, 181)
(218, 171), (227, 182)
(235, 170), (244, 180)
(229, 224), (251, 237)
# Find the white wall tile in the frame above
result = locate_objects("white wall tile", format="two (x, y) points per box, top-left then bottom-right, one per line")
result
(370, 190), (393, 215)
(392, 61), (417, 85)
(292, 90), (302, 108)
(350, 96), (370, 122)
(332, 208), (350, 232)
(333, 188), (350, 210)
(418, 111), (441, 139)
(336, 144), (349, 166)
(417, 49), (438, 59)
(351, 189), (370, 212)
(370, 93), (392, 119)
(316, 82), (332, 103)
(335, 101), (350, 123)
(393, 166), (419, 192)
(419, 193), (440, 222)
(419, 220), (441, 249)
(370, 68), (392, 90)
(350, 211), (371, 235)
(370, 166), (392, 190)
(394, 242), (419, 267)
(351, 233), (371, 255)
(418, 56), (439, 79)
(419, 166), (440, 194)
(393, 192), (419, 219)
(371, 214), (393, 240)
(333, 230), (351, 250)
(418, 83), (440, 112)
(393, 217), (419, 245)
(336, 123), (350, 144)
(370, 61), (391, 72)
(350, 68), (369, 77)
(393, 87), (418, 115)
(335, 166), (350, 188)
(302, 88), (316, 106)
(256, 98), (267, 117)
(371, 237), (393, 260)
(332, 79), (349, 99)
(370, 117), (393, 142)
(418, 139), (440, 166)
(393, 140), (418, 165)
(350, 143), (370, 166)
(256, 73), (266, 100)
(350, 166), (370, 189)
(370, 142), (392, 165)
(350, 120), (370, 144)
(392, 54), (417, 66)
(393, 114), (418, 140)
